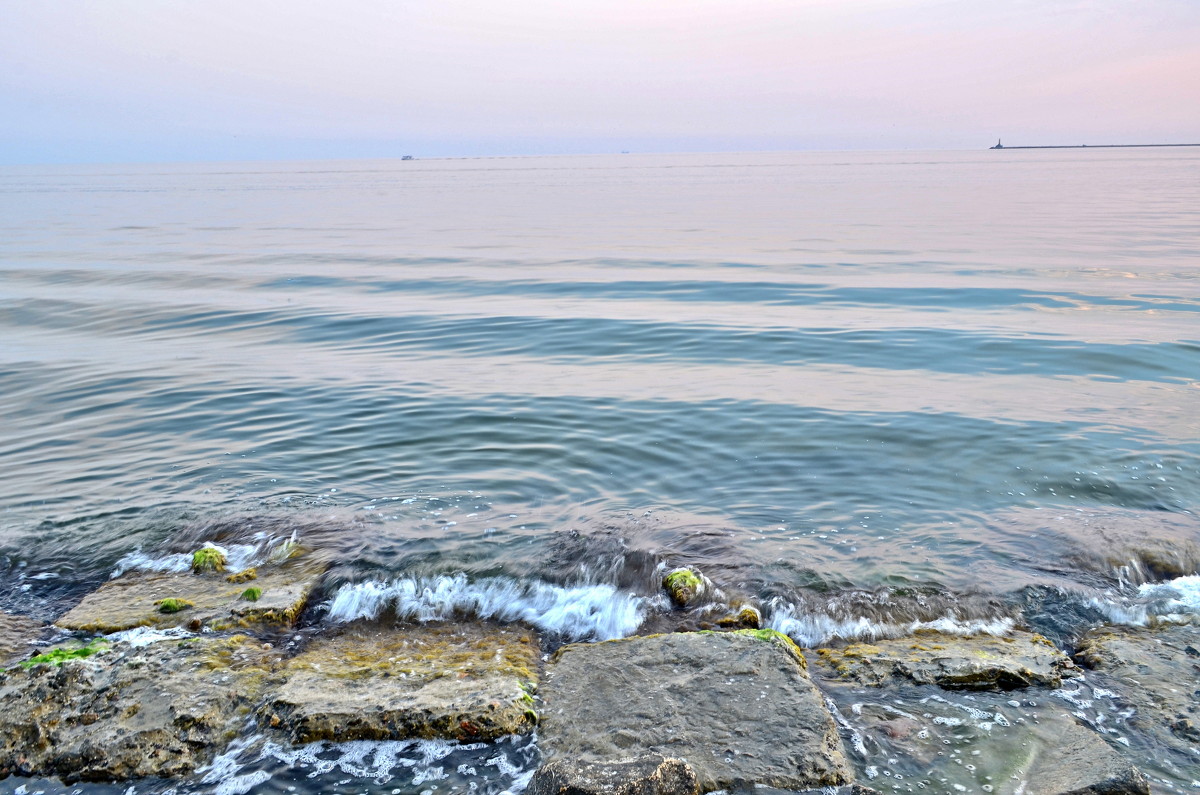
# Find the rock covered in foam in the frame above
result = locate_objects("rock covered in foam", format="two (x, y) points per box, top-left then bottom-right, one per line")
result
(55, 553), (326, 633)
(811, 630), (1077, 690)
(0, 633), (279, 781)
(0, 610), (45, 667)
(529, 754), (699, 795)
(537, 629), (851, 791)
(1075, 622), (1200, 755)
(261, 621), (540, 744)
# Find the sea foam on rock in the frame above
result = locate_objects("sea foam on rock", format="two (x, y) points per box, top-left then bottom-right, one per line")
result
(536, 629), (851, 792)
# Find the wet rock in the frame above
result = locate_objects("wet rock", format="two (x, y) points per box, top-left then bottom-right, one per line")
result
(262, 621), (539, 744)
(662, 568), (707, 608)
(0, 633), (277, 781)
(0, 611), (45, 667)
(1074, 622), (1200, 754)
(538, 629), (851, 791)
(1027, 720), (1148, 794)
(55, 554), (326, 633)
(529, 755), (699, 795)
(811, 630), (1076, 690)
(716, 603), (761, 629)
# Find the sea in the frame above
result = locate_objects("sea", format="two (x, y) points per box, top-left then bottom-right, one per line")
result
(0, 149), (1198, 794)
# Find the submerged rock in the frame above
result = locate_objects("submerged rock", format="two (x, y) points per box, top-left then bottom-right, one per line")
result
(0, 633), (278, 781)
(529, 755), (699, 795)
(537, 629), (851, 792)
(0, 611), (45, 667)
(55, 554), (326, 633)
(1075, 622), (1200, 754)
(1028, 720), (1148, 794)
(262, 621), (539, 744)
(811, 630), (1076, 690)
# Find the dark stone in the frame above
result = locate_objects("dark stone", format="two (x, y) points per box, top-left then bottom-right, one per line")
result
(528, 755), (699, 795)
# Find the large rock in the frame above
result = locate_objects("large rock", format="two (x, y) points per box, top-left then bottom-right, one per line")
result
(0, 611), (45, 667)
(55, 555), (326, 633)
(0, 633), (278, 781)
(261, 621), (539, 744)
(529, 755), (699, 795)
(811, 630), (1077, 689)
(1075, 622), (1200, 752)
(537, 629), (851, 792)
(1028, 720), (1148, 794)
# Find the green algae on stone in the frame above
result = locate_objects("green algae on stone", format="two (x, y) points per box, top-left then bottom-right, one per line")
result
(155, 598), (194, 614)
(663, 568), (705, 607)
(239, 587), (262, 602)
(18, 638), (108, 669)
(226, 567), (258, 584)
(191, 545), (227, 574)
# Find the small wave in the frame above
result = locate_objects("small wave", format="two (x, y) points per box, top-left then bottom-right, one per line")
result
(1138, 574), (1200, 616)
(107, 625), (195, 647)
(765, 602), (1014, 647)
(110, 533), (298, 578)
(326, 573), (648, 641)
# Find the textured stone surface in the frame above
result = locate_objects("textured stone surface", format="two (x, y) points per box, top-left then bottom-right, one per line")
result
(262, 621), (539, 744)
(529, 755), (699, 795)
(55, 555), (326, 633)
(1027, 720), (1148, 794)
(0, 612), (45, 667)
(1075, 622), (1200, 754)
(0, 634), (278, 781)
(537, 630), (851, 792)
(812, 630), (1076, 689)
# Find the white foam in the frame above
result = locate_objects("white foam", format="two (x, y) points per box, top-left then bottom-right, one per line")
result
(326, 574), (647, 641)
(765, 601), (1014, 647)
(107, 626), (194, 647)
(112, 535), (297, 578)
(1138, 575), (1200, 614)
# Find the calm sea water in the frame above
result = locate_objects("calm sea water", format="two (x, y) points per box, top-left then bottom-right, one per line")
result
(1, 149), (1198, 792)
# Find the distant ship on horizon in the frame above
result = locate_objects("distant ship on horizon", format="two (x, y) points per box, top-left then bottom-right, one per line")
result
(990, 138), (1200, 150)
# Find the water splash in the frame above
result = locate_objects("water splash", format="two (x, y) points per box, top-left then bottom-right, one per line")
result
(325, 573), (648, 641)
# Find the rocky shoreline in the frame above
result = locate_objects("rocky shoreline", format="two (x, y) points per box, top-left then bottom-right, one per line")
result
(1, 554), (1197, 794)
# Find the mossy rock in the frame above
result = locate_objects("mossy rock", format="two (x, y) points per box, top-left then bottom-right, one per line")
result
(663, 568), (705, 607)
(155, 598), (194, 614)
(191, 546), (227, 574)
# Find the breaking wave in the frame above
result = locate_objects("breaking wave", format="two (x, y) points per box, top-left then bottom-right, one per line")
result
(325, 573), (650, 641)
(765, 602), (1016, 647)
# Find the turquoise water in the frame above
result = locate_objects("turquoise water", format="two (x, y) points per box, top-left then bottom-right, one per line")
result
(0, 149), (1198, 792)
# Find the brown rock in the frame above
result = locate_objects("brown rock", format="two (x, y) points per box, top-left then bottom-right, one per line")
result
(811, 630), (1076, 689)
(537, 630), (851, 792)
(55, 555), (326, 633)
(0, 611), (45, 667)
(528, 755), (699, 795)
(0, 633), (278, 781)
(261, 621), (539, 744)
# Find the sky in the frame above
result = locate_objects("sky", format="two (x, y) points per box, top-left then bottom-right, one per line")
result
(2, 0), (1199, 164)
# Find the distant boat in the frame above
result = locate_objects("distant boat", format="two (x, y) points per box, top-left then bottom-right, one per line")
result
(401, 155), (415, 161)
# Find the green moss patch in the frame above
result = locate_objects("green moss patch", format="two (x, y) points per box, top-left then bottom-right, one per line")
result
(240, 587), (262, 602)
(18, 638), (107, 669)
(191, 546), (227, 574)
(155, 598), (194, 614)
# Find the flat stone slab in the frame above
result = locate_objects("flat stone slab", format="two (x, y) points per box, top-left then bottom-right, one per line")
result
(55, 555), (327, 633)
(811, 630), (1077, 689)
(537, 629), (851, 792)
(0, 633), (278, 781)
(0, 611), (45, 667)
(1075, 622), (1200, 754)
(261, 621), (539, 744)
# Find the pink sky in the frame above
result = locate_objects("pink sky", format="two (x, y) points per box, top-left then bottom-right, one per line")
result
(2, 0), (1198, 162)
